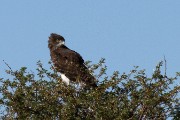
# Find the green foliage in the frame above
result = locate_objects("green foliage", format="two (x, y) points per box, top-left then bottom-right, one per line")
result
(0, 59), (179, 119)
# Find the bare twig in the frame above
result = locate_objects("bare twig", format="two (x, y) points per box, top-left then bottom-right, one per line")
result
(3, 60), (13, 72)
(164, 56), (167, 78)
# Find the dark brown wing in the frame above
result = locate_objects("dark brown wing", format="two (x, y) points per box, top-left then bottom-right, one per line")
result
(58, 45), (84, 64)
(51, 45), (97, 87)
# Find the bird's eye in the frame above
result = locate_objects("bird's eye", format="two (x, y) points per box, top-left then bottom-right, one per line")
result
(56, 39), (59, 42)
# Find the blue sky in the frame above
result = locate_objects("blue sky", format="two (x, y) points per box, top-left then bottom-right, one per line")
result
(1, 1), (180, 79)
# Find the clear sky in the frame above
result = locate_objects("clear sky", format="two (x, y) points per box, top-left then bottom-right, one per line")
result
(1, 1), (180, 79)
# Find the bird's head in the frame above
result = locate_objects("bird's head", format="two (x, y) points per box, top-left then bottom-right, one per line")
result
(48, 33), (65, 49)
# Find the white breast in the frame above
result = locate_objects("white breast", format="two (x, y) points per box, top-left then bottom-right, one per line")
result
(60, 73), (70, 85)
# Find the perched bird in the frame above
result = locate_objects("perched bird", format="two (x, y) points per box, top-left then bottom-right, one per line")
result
(48, 33), (97, 88)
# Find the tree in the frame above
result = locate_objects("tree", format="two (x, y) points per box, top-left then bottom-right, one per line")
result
(0, 59), (179, 119)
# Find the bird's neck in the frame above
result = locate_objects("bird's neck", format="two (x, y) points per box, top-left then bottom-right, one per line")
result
(53, 44), (68, 50)
(56, 42), (65, 47)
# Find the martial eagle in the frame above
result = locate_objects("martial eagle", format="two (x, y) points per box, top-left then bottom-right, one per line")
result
(48, 33), (97, 88)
